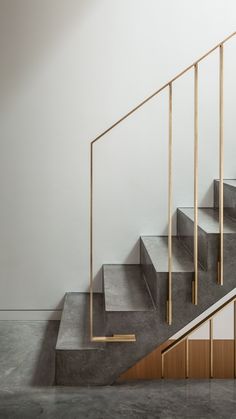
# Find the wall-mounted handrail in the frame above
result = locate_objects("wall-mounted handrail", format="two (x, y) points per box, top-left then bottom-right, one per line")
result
(89, 31), (236, 342)
(161, 294), (236, 378)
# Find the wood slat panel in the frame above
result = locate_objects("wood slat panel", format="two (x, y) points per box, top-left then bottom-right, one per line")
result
(118, 340), (235, 381)
(213, 340), (234, 378)
(189, 340), (210, 378)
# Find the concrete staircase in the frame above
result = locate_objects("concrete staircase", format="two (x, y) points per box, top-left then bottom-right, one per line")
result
(55, 179), (236, 385)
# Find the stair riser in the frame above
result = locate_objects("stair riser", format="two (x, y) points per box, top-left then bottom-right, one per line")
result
(214, 180), (236, 220)
(177, 209), (236, 276)
(104, 311), (155, 336)
(177, 209), (209, 269)
(56, 350), (111, 386)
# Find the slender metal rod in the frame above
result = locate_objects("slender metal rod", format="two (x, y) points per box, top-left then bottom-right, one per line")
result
(209, 318), (214, 378)
(161, 354), (164, 379)
(89, 145), (136, 343)
(167, 83), (173, 325)
(234, 301), (236, 378)
(90, 143), (94, 341)
(218, 44), (224, 286)
(185, 337), (189, 378)
(193, 63), (199, 305)
(91, 32), (236, 146)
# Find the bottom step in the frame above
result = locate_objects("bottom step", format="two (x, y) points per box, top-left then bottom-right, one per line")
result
(55, 293), (106, 385)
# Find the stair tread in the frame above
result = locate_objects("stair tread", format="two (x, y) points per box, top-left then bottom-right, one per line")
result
(178, 207), (236, 234)
(104, 265), (154, 312)
(215, 179), (236, 188)
(56, 293), (104, 351)
(141, 236), (194, 273)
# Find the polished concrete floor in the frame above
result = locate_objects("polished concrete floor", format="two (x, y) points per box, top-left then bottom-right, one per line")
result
(0, 321), (236, 418)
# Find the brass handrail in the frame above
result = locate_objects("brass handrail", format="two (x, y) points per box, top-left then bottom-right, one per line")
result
(161, 294), (236, 378)
(91, 31), (235, 146)
(89, 32), (236, 342)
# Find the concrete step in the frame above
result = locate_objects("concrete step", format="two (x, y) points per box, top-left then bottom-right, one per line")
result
(103, 265), (155, 335)
(177, 207), (236, 270)
(104, 265), (154, 312)
(141, 236), (194, 273)
(214, 179), (236, 220)
(55, 293), (106, 385)
(140, 236), (195, 324)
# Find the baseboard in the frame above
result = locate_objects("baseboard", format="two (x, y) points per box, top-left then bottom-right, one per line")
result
(0, 310), (62, 320)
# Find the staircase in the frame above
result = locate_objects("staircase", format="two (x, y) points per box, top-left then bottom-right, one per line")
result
(55, 33), (236, 385)
(55, 179), (236, 385)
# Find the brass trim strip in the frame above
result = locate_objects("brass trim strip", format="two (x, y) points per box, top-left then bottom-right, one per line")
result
(91, 33), (236, 145)
(218, 44), (224, 286)
(193, 63), (199, 305)
(167, 83), (173, 325)
(92, 335), (136, 343)
(161, 353), (164, 379)
(185, 337), (189, 378)
(209, 318), (214, 378)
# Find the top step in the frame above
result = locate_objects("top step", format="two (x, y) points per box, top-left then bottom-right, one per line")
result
(103, 265), (154, 312)
(178, 207), (236, 234)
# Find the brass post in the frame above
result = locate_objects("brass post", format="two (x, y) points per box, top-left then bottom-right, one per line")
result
(209, 318), (214, 378)
(167, 83), (173, 325)
(218, 44), (224, 286)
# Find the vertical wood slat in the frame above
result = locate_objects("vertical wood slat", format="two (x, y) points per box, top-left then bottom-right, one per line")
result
(167, 83), (173, 325)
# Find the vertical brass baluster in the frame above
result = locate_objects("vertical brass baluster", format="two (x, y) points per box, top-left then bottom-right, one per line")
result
(234, 300), (236, 378)
(185, 337), (189, 378)
(209, 318), (214, 378)
(218, 44), (224, 286)
(90, 143), (94, 341)
(193, 63), (199, 305)
(167, 83), (173, 325)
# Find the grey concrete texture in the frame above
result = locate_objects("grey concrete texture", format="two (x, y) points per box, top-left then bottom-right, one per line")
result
(2, 380), (236, 419)
(0, 321), (59, 387)
(56, 179), (236, 385)
(1, 320), (236, 419)
(215, 179), (236, 219)
(103, 264), (154, 312)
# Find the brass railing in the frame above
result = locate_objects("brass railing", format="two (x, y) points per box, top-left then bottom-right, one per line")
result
(89, 32), (236, 342)
(161, 294), (236, 378)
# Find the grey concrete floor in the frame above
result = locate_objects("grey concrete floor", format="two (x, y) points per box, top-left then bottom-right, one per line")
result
(0, 321), (236, 418)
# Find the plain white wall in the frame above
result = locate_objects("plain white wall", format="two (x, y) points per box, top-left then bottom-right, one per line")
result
(0, 0), (236, 333)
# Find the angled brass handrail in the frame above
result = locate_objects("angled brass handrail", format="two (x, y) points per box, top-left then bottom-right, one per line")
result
(91, 31), (235, 146)
(89, 32), (236, 342)
(161, 294), (236, 378)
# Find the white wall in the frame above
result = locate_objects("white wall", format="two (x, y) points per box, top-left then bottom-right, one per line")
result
(0, 0), (236, 332)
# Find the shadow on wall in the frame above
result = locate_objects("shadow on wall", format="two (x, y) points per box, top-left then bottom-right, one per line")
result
(0, 0), (92, 109)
